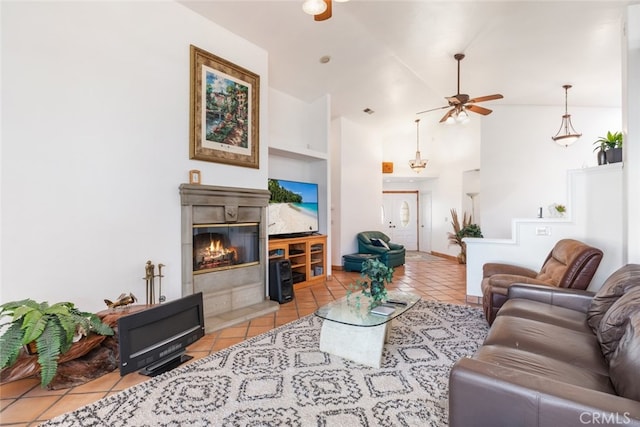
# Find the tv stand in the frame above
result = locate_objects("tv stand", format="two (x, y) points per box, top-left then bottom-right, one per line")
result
(268, 234), (326, 287)
(139, 352), (193, 377)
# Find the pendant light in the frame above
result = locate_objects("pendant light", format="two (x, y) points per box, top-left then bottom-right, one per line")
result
(409, 119), (427, 173)
(551, 84), (582, 147)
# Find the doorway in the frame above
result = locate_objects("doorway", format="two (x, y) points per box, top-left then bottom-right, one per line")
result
(382, 191), (418, 251)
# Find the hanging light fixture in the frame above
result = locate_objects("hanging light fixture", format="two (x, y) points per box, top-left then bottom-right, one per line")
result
(551, 84), (582, 147)
(409, 119), (428, 173)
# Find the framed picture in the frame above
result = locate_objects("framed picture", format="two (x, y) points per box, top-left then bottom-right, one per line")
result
(189, 169), (201, 185)
(189, 45), (260, 169)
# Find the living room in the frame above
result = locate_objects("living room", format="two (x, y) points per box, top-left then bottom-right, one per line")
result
(2, 0), (638, 316)
(2, 1), (640, 425)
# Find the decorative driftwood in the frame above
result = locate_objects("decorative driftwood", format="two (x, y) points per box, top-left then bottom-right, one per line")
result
(0, 305), (147, 389)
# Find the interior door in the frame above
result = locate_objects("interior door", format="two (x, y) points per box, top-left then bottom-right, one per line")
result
(382, 192), (418, 250)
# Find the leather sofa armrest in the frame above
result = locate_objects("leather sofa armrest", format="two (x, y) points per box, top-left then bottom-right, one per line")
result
(450, 358), (640, 427)
(388, 243), (404, 251)
(507, 284), (595, 313)
(483, 262), (538, 278)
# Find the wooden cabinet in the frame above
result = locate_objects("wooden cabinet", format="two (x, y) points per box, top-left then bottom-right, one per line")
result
(268, 234), (327, 287)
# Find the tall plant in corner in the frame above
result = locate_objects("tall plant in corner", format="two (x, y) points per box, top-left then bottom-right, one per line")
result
(448, 208), (483, 264)
(0, 299), (114, 387)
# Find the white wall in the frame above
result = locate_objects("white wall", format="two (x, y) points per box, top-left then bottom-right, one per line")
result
(1, 1), (269, 312)
(481, 105), (621, 238)
(625, 4), (640, 263)
(331, 117), (383, 265)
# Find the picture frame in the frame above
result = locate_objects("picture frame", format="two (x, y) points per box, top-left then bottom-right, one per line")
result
(189, 45), (260, 169)
(189, 169), (201, 185)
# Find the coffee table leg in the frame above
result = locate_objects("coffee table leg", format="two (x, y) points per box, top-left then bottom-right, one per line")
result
(319, 320), (388, 368)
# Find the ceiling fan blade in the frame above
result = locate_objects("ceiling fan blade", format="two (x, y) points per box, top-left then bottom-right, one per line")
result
(466, 104), (493, 115)
(439, 108), (455, 123)
(314, 0), (332, 21)
(467, 94), (503, 103)
(416, 105), (449, 115)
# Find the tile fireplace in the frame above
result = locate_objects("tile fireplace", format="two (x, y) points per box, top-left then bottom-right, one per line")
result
(180, 184), (278, 332)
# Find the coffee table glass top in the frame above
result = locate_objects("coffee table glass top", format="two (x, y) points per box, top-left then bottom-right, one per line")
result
(314, 290), (420, 327)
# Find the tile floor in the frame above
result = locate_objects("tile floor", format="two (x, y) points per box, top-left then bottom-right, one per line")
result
(0, 255), (474, 426)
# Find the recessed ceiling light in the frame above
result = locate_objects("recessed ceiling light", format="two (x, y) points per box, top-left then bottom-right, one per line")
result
(363, 108), (375, 115)
(319, 55), (331, 64)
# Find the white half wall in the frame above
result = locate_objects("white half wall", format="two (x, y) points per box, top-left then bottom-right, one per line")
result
(1, 1), (269, 312)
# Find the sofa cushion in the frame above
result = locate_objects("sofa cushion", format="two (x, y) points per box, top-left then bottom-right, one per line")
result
(484, 316), (609, 375)
(473, 345), (615, 394)
(497, 299), (591, 333)
(609, 313), (640, 401)
(587, 264), (640, 334)
(597, 286), (640, 361)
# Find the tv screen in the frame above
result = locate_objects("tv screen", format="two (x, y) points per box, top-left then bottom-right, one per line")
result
(118, 292), (205, 376)
(268, 179), (319, 237)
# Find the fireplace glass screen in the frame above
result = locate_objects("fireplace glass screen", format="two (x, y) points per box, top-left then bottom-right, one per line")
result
(193, 223), (259, 273)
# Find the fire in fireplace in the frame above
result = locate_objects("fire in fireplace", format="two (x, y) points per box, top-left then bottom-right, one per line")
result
(193, 223), (259, 274)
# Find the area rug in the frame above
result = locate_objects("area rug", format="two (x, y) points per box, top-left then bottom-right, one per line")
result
(42, 301), (489, 427)
(405, 251), (446, 262)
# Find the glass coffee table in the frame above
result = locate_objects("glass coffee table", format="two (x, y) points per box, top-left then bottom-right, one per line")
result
(315, 290), (420, 368)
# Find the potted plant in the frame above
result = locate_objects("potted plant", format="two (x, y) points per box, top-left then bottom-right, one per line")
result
(0, 299), (114, 387)
(448, 208), (483, 264)
(348, 258), (394, 309)
(593, 131), (623, 164)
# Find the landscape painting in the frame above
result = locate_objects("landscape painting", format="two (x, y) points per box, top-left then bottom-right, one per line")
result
(190, 45), (260, 168)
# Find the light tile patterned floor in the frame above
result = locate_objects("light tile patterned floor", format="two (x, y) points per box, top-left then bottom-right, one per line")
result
(0, 255), (473, 426)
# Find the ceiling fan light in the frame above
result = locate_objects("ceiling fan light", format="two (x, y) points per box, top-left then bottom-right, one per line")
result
(456, 110), (470, 124)
(445, 116), (456, 125)
(302, 0), (327, 15)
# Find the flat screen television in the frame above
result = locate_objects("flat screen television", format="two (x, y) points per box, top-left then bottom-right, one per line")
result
(268, 178), (319, 237)
(118, 292), (205, 377)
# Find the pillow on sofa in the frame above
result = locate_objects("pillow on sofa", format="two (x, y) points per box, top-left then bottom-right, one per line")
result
(609, 312), (640, 401)
(597, 286), (640, 361)
(587, 264), (640, 334)
(370, 238), (390, 250)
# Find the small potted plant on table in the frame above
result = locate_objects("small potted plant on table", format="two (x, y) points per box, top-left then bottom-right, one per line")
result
(348, 258), (394, 309)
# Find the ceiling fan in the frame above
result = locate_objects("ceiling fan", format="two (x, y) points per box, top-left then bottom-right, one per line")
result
(417, 53), (503, 123)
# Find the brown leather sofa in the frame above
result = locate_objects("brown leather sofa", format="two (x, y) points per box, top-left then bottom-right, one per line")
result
(450, 264), (640, 427)
(482, 238), (603, 324)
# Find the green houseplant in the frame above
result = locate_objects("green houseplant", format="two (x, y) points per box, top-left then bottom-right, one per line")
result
(348, 258), (394, 309)
(0, 299), (114, 387)
(593, 131), (623, 164)
(448, 208), (483, 264)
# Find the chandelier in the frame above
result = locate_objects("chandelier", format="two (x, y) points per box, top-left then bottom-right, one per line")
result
(409, 119), (428, 173)
(551, 84), (582, 147)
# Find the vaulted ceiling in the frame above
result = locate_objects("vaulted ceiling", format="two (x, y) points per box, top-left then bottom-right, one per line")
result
(181, 1), (631, 133)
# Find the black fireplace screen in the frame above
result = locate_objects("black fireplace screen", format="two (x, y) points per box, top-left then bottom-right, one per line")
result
(193, 223), (259, 273)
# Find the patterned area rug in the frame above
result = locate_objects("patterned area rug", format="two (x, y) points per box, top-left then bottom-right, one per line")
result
(42, 301), (488, 427)
(405, 251), (446, 262)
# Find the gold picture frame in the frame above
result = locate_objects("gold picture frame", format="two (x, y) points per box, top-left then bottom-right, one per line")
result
(189, 45), (260, 168)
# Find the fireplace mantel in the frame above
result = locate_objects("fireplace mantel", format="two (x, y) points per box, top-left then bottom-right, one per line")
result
(180, 184), (278, 332)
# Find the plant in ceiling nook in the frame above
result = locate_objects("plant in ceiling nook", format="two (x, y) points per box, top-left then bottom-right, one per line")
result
(448, 208), (483, 264)
(0, 299), (114, 387)
(593, 131), (623, 164)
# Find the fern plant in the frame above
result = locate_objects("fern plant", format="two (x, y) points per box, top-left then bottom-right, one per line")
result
(0, 299), (113, 387)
